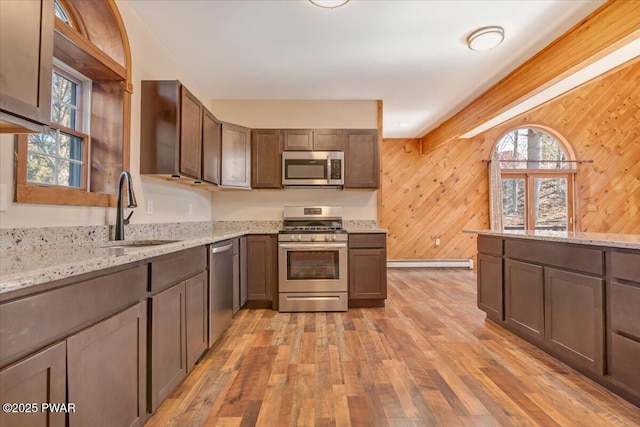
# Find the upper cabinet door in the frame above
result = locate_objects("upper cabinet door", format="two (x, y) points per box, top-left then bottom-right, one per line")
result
(221, 122), (251, 188)
(251, 129), (282, 189)
(313, 129), (344, 151)
(179, 87), (203, 179)
(283, 129), (312, 151)
(345, 129), (380, 189)
(202, 108), (221, 185)
(0, 0), (53, 132)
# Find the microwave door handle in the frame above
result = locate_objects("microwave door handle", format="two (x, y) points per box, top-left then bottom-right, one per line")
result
(327, 156), (331, 184)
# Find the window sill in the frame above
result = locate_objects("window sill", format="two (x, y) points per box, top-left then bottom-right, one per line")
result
(15, 183), (116, 207)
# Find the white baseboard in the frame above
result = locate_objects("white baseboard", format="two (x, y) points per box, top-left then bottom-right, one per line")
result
(387, 259), (474, 269)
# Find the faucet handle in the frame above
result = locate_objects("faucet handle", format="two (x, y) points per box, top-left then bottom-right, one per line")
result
(124, 211), (134, 225)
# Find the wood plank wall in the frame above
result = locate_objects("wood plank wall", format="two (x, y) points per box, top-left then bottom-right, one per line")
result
(381, 60), (640, 261)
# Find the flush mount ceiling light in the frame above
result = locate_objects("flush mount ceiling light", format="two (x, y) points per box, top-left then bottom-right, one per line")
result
(398, 122), (409, 128)
(309, 0), (350, 9)
(467, 26), (505, 51)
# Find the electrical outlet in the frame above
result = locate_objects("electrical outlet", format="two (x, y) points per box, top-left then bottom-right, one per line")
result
(435, 238), (441, 246)
(147, 199), (154, 215)
(0, 184), (7, 212)
(588, 203), (597, 212)
(188, 203), (193, 215)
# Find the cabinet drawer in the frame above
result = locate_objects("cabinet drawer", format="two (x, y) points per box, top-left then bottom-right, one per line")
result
(611, 252), (640, 283)
(610, 281), (640, 339)
(151, 246), (206, 293)
(349, 233), (386, 249)
(611, 333), (640, 395)
(0, 265), (147, 367)
(505, 240), (603, 275)
(478, 236), (503, 256)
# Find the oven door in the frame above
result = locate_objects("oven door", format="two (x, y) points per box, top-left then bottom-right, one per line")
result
(278, 242), (348, 292)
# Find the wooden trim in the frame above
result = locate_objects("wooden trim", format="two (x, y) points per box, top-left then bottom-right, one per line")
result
(54, 18), (126, 80)
(57, 0), (88, 37)
(15, 135), (116, 207)
(377, 99), (383, 223)
(420, 0), (640, 153)
(15, 183), (116, 207)
(106, 0), (132, 84)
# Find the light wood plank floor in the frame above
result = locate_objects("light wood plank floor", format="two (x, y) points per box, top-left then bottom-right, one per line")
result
(146, 269), (640, 426)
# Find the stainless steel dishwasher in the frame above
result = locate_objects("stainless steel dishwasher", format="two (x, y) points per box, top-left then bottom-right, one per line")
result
(209, 241), (233, 348)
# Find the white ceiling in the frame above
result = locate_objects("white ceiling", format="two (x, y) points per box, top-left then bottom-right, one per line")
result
(126, 0), (606, 138)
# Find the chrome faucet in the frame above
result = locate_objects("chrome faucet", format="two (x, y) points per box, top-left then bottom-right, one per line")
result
(115, 171), (137, 241)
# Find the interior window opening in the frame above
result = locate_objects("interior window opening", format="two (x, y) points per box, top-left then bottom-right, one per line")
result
(491, 127), (577, 232)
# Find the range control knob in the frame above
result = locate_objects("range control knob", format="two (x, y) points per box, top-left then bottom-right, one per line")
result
(310, 235), (316, 242)
(324, 235), (330, 242)
(296, 235), (303, 241)
(332, 235), (337, 241)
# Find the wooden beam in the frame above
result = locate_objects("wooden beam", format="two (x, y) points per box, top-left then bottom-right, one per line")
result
(420, 0), (640, 154)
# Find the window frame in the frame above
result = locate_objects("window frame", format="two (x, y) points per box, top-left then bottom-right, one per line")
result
(494, 125), (578, 232)
(14, 0), (131, 208)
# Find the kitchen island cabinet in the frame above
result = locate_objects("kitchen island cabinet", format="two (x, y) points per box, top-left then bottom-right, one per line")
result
(470, 230), (640, 407)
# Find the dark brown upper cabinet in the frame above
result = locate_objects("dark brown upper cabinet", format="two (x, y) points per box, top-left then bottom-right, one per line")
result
(283, 129), (345, 151)
(221, 122), (252, 189)
(345, 129), (380, 189)
(251, 129), (282, 189)
(202, 108), (221, 185)
(179, 87), (203, 179)
(283, 129), (313, 150)
(313, 129), (344, 151)
(0, 0), (53, 133)
(140, 80), (204, 181)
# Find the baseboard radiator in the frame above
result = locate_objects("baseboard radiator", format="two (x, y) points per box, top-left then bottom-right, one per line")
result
(387, 259), (474, 269)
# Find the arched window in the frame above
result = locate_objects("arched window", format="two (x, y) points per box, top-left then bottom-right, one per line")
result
(16, 0), (132, 207)
(492, 126), (576, 231)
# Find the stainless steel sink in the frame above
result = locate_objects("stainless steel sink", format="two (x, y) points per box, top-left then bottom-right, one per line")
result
(102, 239), (181, 249)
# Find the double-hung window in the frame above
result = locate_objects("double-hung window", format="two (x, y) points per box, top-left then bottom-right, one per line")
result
(27, 67), (90, 189)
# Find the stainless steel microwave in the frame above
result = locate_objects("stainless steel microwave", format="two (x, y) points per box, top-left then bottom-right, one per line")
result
(282, 151), (344, 187)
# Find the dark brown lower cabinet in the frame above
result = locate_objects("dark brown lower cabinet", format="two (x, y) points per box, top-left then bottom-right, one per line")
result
(245, 235), (278, 309)
(0, 342), (66, 427)
(150, 283), (186, 412)
(348, 233), (387, 307)
(185, 271), (208, 373)
(67, 302), (147, 427)
(544, 268), (604, 374)
(504, 259), (544, 342)
(611, 333), (640, 396)
(477, 254), (503, 321)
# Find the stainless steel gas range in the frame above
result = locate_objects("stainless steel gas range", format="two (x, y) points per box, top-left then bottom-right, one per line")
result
(278, 206), (348, 312)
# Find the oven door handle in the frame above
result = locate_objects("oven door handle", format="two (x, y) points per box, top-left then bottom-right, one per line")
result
(279, 243), (347, 250)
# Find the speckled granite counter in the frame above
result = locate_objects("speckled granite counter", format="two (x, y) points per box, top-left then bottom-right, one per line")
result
(0, 222), (279, 296)
(464, 229), (640, 250)
(0, 219), (385, 295)
(343, 220), (387, 233)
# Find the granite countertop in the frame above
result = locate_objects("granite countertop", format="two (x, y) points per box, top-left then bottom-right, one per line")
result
(464, 229), (640, 250)
(0, 220), (386, 296)
(0, 229), (273, 296)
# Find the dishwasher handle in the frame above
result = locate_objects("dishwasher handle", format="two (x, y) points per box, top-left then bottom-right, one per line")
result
(210, 243), (233, 254)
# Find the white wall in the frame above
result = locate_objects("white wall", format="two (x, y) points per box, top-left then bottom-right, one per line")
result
(0, 0), (212, 229)
(209, 100), (379, 222)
